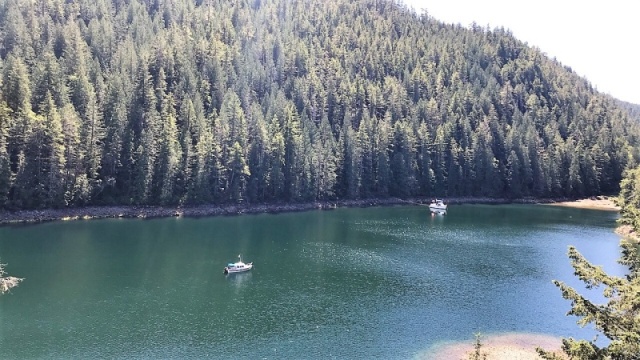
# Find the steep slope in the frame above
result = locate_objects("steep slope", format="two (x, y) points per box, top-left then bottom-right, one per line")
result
(0, 0), (638, 209)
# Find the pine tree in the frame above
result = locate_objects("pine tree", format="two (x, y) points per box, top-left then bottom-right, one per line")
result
(177, 99), (197, 202)
(283, 104), (303, 200)
(538, 166), (640, 360)
(0, 103), (12, 207)
(32, 50), (69, 113)
(38, 92), (66, 207)
(228, 141), (250, 202)
(0, 0), (638, 208)
(416, 122), (435, 197)
(340, 110), (360, 199)
(390, 120), (417, 197)
(100, 76), (128, 203)
(314, 113), (338, 199)
(59, 105), (84, 205)
(129, 59), (159, 203)
(155, 71), (181, 204)
(268, 115), (286, 201)
(218, 91), (249, 202)
(246, 104), (269, 202)
(374, 111), (392, 196)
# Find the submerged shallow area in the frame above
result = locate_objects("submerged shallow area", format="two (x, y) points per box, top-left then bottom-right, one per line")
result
(424, 332), (564, 359)
(0, 204), (623, 358)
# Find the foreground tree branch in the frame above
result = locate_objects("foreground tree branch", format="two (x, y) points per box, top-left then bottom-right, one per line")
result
(539, 166), (640, 359)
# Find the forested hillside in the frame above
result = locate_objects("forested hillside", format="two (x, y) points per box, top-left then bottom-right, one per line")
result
(0, 0), (638, 209)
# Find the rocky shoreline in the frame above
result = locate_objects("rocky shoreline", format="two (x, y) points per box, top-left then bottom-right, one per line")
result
(0, 196), (612, 226)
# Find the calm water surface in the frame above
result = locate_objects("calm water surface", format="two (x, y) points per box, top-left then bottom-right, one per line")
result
(0, 204), (624, 359)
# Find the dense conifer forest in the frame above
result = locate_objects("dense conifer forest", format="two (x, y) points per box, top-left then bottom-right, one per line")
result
(0, 0), (639, 210)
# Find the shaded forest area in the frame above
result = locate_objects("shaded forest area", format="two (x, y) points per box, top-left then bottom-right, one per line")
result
(0, 0), (639, 210)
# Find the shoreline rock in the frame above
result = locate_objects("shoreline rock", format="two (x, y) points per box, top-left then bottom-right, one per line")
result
(0, 196), (616, 226)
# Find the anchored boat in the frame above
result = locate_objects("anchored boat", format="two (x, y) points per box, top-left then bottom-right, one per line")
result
(429, 199), (447, 215)
(224, 254), (253, 274)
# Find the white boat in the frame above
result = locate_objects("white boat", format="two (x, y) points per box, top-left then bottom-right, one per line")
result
(224, 254), (253, 274)
(429, 199), (447, 215)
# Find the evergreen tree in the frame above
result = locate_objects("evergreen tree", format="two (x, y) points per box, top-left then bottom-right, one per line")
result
(129, 59), (159, 203)
(228, 141), (250, 202)
(0, 103), (11, 207)
(315, 113), (338, 199)
(0, 0), (638, 208)
(58, 105), (87, 205)
(247, 104), (269, 202)
(38, 92), (66, 207)
(343, 114), (362, 199)
(538, 166), (640, 359)
(155, 72), (181, 204)
(283, 104), (303, 201)
(390, 120), (417, 197)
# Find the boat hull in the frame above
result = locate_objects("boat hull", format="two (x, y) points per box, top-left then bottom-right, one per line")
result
(429, 199), (447, 215)
(224, 263), (253, 274)
(429, 205), (447, 215)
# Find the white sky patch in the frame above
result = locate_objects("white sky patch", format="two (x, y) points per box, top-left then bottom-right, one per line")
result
(401, 0), (640, 104)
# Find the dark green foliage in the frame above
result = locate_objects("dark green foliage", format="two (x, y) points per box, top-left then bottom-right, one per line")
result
(537, 243), (640, 359)
(618, 167), (640, 232)
(538, 167), (640, 359)
(0, 102), (11, 205)
(0, 0), (639, 209)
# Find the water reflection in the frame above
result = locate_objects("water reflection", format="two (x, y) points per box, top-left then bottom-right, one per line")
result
(0, 205), (624, 359)
(225, 271), (253, 290)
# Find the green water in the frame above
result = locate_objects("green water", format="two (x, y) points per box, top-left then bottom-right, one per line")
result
(0, 204), (624, 359)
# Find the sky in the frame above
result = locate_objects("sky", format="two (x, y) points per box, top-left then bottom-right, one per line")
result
(401, 0), (640, 104)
